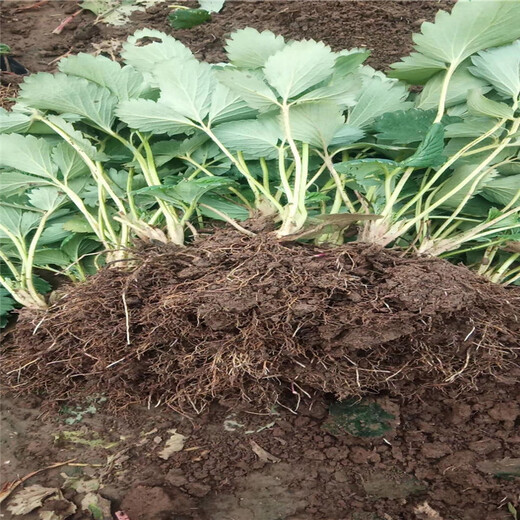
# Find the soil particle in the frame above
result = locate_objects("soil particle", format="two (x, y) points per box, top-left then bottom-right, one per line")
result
(421, 443), (453, 459)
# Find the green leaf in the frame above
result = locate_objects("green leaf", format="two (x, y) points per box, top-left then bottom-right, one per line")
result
(389, 52), (447, 84)
(264, 40), (336, 100)
(0, 108), (32, 134)
(391, 1), (520, 82)
(225, 28), (285, 69)
(481, 174), (520, 206)
(28, 187), (65, 211)
(347, 75), (412, 128)
(116, 99), (195, 135)
(0, 206), (41, 238)
(467, 89), (515, 120)
(417, 64), (490, 110)
(0, 287), (16, 329)
(208, 82), (257, 125)
(213, 116), (281, 160)
(0, 134), (57, 179)
(400, 123), (445, 168)
(330, 125), (364, 147)
(470, 40), (520, 99)
(0, 171), (50, 196)
(432, 164), (498, 209)
(375, 108), (436, 144)
(62, 234), (100, 260)
(52, 141), (90, 180)
(58, 53), (147, 101)
(63, 215), (94, 233)
(122, 29), (194, 77)
(216, 69), (279, 111)
(136, 177), (232, 206)
(46, 114), (108, 162)
(198, 194), (249, 221)
(295, 75), (361, 108)
(445, 116), (502, 138)
(18, 73), (117, 131)
(168, 8), (211, 30)
(154, 59), (214, 121)
(334, 49), (371, 77)
(288, 102), (344, 148)
(33, 249), (71, 267)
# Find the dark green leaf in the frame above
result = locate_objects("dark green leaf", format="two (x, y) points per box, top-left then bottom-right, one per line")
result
(400, 123), (445, 168)
(168, 9), (211, 30)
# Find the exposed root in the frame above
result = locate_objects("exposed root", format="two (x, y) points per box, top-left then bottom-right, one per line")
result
(1, 228), (519, 413)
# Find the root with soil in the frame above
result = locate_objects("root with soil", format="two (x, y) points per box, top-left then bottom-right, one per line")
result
(1, 228), (519, 414)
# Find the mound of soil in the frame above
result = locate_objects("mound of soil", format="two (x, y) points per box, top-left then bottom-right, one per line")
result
(2, 229), (519, 414)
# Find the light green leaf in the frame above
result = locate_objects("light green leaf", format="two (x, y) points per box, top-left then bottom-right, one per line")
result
(216, 69), (279, 111)
(334, 49), (371, 77)
(52, 141), (90, 180)
(225, 28), (285, 69)
(330, 125), (364, 147)
(391, 1), (520, 83)
(481, 174), (520, 206)
(122, 29), (195, 77)
(81, 0), (157, 26)
(0, 134), (57, 179)
(389, 52), (447, 84)
(208, 82), (257, 124)
(470, 40), (520, 99)
(467, 89), (515, 120)
(199, 194), (249, 221)
(0, 108), (32, 134)
(63, 215), (94, 233)
(28, 187), (65, 211)
(400, 123), (445, 168)
(417, 64), (490, 110)
(445, 116), (502, 138)
(45, 115), (108, 162)
(18, 73), (117, 131)
(432, 164), (498, 209)
(116, 99), (196, 135)
(347, 75), (412, 128)
(0, 171), (50, 196)
(264, 40), (336, 100)
(59, 53), (147, 101)
(199, 0), (225, 13)
(154, 59), (214, 121)
(136, 177), (232, 206)
(0, 206), (41, 238)
(213, 116), (281, 160)
(288, 102), (344, 148)
(295, 75), (360, 108)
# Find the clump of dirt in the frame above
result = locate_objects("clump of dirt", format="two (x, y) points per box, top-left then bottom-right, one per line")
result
(2, 228), (519, 414)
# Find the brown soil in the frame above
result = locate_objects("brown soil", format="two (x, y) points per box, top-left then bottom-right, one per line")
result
(1, 1), (453, 75)
(2, 229), (519, 415)
(1, 377), (519, 520)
